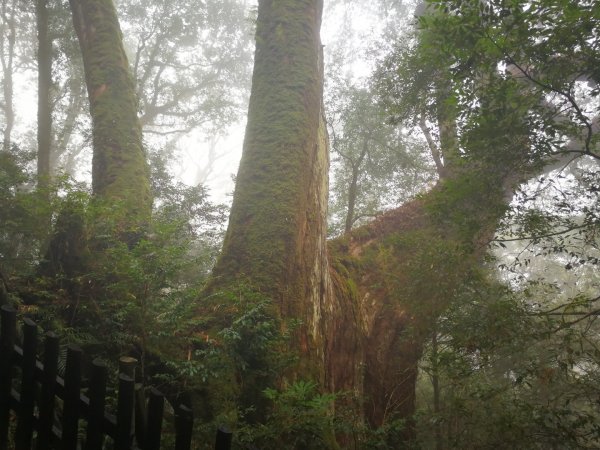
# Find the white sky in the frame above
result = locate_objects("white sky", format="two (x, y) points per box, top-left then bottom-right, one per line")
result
(10, 2), (387, 205)
(173, 2), (386, 204)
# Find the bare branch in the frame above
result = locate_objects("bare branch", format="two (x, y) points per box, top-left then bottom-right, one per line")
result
(418, 113), (445, 176)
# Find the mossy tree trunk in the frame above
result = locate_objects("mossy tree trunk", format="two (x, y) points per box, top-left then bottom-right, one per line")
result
(205, 0), (527, 446)
(69, 0), (151, 229)
(41, 0), (151, 305)
(211, 0), (330, 381)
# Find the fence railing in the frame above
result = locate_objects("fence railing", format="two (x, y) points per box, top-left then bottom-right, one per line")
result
(0, 304), (233, 450)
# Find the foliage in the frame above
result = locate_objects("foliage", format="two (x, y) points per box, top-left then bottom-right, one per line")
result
(0, 145), (78, 279)
(166, 285), (313, 447)
(236, 380), (337, 450)
(326, 83), (435, 236)
(416, 274), (600, 449)
(207, 288), (293, 405)
(372, 0), (600, 447)
(0, 147), (227, 387)
(120, 0), (254, 142)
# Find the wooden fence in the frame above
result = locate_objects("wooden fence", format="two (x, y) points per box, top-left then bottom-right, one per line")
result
(0, 305), (233, 450)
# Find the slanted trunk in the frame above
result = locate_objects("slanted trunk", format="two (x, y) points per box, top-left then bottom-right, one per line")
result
(69, 0), (151, 228)
(343, 138), (369, 233)
(54, 84), (86, 174)
(325, 167), (514, 445)
(344, 164), (359, 233)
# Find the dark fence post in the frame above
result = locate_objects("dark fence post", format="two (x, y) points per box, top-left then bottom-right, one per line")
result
(174, 405), (193, 450)
(145, 387), (164, 450)
(215, 426), (232, 450)
(115, 374), (134, 450)
(15, 318), (38, 449)
(134, 384), (148, 448)
(0, 314), (198, 450)
(0, 305), (16, 450)
(119, 356), (139, 446)
(118, 356), (137, 379)
(62, 345), (83, 450)
(85, 359), (107, 450)
(37, 332), (59, 450)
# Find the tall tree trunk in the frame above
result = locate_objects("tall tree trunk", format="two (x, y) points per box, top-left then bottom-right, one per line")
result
(0, 0), (16, 153)
(210, 0), (329, 379)
(36, 0), (52, 187)
(69, 0), (151, 228)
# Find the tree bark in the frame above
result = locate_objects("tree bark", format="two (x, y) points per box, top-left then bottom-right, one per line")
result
(210, 0), (329, 380)
(69, 0), (151, 227)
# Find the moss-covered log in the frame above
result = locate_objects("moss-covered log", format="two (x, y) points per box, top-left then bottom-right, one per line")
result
(69, 0), (151, 228)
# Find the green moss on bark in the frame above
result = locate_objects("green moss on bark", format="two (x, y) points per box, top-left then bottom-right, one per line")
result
(196, 0), (329, 426)
(70, 0), (151, 229)
(212, 0), (324, 297)
(209, 1), (329, 390)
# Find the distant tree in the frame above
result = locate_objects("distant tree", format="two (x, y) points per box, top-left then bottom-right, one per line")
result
(121, 0), (253, 138)
(36, 0), (52, 186)
(120, 0), (254, 185)
(47, 0), (89, 175)
(0, 0), (17, 152)
(0, 0), (34, 152)
(327, 84), (434, 235)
